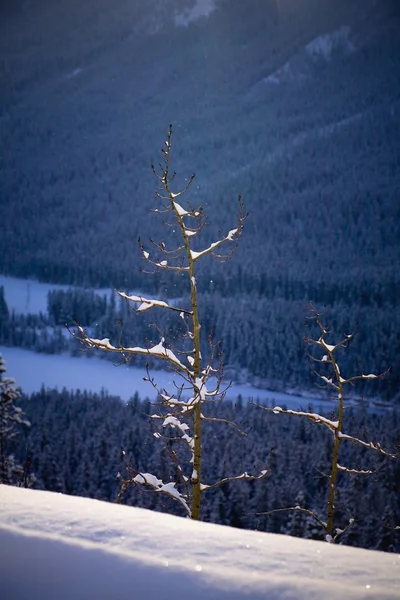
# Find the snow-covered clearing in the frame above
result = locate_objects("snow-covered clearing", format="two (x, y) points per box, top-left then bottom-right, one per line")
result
(174, 0), (216, 27)
(0, 345), (336, 410)
(0, 486), (398, 600)
(0, 274), (75, 315)
(264, 25), (355, 85)
(0, 274), (112, 316)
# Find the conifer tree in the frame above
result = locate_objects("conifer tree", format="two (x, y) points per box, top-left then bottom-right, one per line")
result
(0, 353), (30, 485)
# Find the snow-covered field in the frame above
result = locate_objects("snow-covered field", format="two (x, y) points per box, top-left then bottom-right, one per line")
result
(0, 345), (335, 410)
(0, 274), (112, 315)
(0, 486), (399, 600)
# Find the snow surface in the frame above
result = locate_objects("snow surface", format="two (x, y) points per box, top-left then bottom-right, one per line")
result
(174, 0), (216, 28)
(305, 26), (355, 60)
(0, 274), (147, 316)
(0, 274), (76, 315)
(0, 274), (112, 316)
(0, 486), (399, 600)
(264, 26), (354, 85)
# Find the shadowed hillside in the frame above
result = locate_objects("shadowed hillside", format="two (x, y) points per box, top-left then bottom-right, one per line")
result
(1, 0), (399, 397)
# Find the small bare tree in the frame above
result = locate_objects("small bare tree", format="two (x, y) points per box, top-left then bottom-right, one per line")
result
(254, 308), (397, 542)
(73, 125), (267, 520)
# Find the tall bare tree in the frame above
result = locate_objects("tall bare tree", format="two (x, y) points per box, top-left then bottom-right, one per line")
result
(73, 125), (267, 519)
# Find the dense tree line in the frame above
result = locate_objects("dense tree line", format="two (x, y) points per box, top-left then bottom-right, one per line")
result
(11, 388), (400, 552)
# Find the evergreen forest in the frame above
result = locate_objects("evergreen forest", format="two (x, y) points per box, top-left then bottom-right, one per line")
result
(1, 0), (400, 399)
(9, 388), (400, 553)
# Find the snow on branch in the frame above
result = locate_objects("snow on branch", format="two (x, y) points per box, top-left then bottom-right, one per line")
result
(133, 472), (191, 516)
(337, 432), (397, 458)
(162, 414), (194, 459)
(72, 325), (191, 375)
(189, 214), (244, 263)
(251, 402), (339, 431)
(337, 464), (375, 475)
(171, 199), (200, 218)
(138, 238), (189, 272)
(117, 291), (192, 316)
(201, 469), (268, 492)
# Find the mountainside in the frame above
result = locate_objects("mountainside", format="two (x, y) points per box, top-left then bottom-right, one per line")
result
(1, 0), (399, 286)
(1, 0), (400, 396)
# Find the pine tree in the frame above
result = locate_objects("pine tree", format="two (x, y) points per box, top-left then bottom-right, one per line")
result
(0, 353), (30, 485)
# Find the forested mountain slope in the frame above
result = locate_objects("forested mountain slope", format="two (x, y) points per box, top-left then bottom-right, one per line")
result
(1, 0), (399, 290)
(1, 0), (399, 397)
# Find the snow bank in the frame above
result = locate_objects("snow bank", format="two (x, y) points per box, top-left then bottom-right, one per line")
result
(1, 486), (399, 600)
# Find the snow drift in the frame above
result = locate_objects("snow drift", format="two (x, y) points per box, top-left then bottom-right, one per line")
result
(0, 486), (399, 599)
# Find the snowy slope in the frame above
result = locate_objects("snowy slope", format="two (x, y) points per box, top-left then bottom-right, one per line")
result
(1, 486), (399, 600)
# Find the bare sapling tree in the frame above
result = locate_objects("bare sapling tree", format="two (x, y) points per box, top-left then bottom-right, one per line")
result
(253, 308), (397, 542)
(73, 125), (267, 520)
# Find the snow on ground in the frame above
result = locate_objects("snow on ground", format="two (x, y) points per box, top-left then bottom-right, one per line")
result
(305, 26), (355, 60)
(174, 0), (216, 27)
(264, 25), (355, 85)
(0, 274), (112, 316)
(0, 273), (168, 316)
(0, 274), (75, 315)
(0, 345), (336, 410)
(0, 486), (399, 600)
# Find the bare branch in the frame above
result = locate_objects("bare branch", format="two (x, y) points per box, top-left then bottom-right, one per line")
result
(200, 414), (248, 436)
(257, 506), (327, 532)
(333, 518), (355, 542)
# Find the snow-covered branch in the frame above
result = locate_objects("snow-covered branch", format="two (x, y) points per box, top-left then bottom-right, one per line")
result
(337, 432), (397, 458)
(201, 469), (268, 492)
(132, 472), (191, 516)
(117, 291), (192, 316)
(337, 464), (375, 475)
(72, 325), (191, 375)
(190, 225), (241, 262)
(252, 403), (339, 431)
